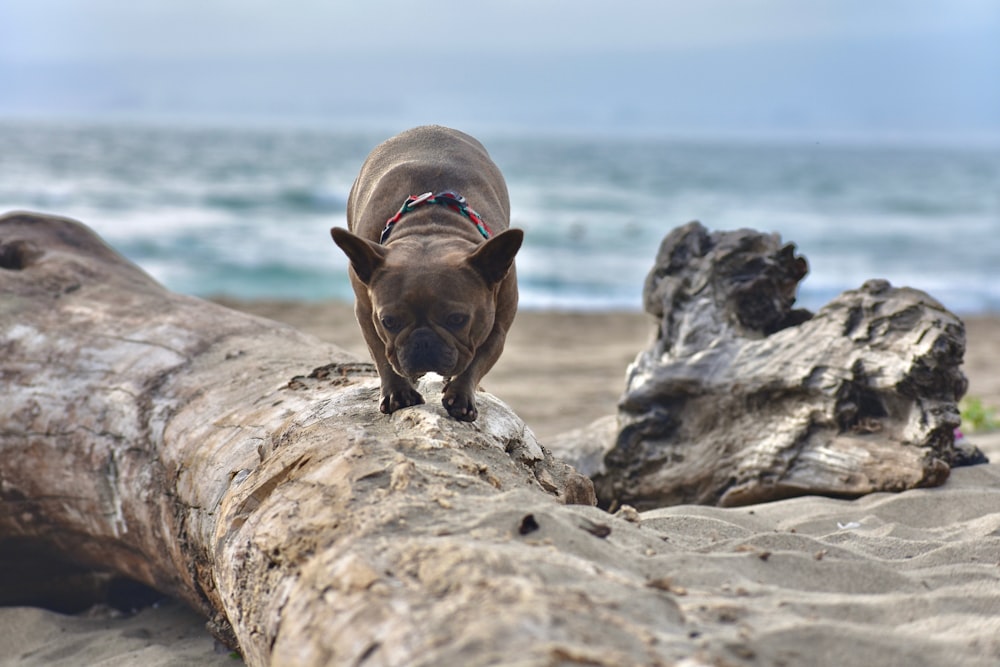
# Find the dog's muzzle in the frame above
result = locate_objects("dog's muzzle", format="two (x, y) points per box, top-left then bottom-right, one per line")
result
(398, 327), (458, 377)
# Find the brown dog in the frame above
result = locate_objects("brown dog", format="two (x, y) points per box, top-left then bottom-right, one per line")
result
(331, 126), (522, 421)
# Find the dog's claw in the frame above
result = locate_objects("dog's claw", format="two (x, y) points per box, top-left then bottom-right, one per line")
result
(442, 388), (478, 421)
(380, 386), (424, 414)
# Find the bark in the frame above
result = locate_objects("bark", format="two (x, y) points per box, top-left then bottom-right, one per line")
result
(1, 212), (721, 666)
(591, 221), (977, 510)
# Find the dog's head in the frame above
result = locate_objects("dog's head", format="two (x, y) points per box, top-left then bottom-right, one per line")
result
(331, 227), (523, 380)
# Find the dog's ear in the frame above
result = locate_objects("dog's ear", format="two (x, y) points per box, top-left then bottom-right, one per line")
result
(331, 227), (386, 284)
(467, 228), (524, 286)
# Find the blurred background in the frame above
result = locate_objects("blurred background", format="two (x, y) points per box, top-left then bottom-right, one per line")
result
(1, 0), (998, 312)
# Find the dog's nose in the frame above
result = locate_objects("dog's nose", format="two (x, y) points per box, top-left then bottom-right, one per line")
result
(410, 327), (437, 349)
(409, 327), (437, 352)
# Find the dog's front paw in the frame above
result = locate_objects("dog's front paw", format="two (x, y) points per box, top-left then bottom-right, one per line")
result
(442, 385), (478, 422)
(380, 384), (425, 414)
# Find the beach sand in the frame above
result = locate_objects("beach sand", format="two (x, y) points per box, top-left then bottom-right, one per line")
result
(3, 300), (999, 666)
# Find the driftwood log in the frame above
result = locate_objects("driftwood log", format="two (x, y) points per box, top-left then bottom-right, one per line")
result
(590, 221), (976, 510)
(1, 212), (743, 666)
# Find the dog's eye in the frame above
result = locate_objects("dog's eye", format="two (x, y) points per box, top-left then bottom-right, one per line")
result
(380, 315), (402, 332)
(445, 313), (469, 329)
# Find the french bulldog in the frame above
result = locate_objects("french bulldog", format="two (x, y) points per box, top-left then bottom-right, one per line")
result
(331, 126), (523, 421)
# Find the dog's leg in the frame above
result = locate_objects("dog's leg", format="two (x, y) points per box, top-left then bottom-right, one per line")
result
(354, 302), (424, 414)
(375, 355), (424, 415)
(442, 325), (507, 421)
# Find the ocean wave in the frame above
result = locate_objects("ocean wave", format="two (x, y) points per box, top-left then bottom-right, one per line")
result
(3, 121), (998, 314)
(204, 186), (347, 214)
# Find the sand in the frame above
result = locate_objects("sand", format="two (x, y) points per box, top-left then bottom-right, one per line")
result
(0, 602), (234, 666)
(3, 300), (999, 666)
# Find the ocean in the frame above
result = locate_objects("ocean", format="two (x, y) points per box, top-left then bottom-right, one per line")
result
(2, 120), (998, 314)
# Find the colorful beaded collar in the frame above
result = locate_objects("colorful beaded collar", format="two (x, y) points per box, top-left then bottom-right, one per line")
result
(380, 191), (493, 244)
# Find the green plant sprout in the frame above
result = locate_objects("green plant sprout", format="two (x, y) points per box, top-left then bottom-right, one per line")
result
(960, 396), (1000, 433)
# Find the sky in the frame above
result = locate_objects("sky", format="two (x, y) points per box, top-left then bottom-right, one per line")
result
(1, 0), (998, 141)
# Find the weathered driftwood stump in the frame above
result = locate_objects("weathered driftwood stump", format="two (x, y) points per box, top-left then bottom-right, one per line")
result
(2, 212), (754, 666)
(593, 221), (973, 510)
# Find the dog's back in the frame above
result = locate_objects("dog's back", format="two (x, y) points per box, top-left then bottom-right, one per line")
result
(347, 126), (510, 242)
